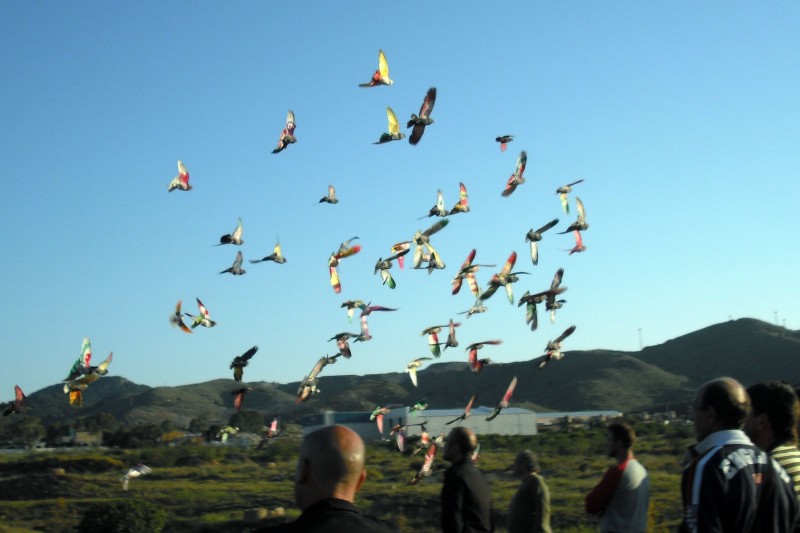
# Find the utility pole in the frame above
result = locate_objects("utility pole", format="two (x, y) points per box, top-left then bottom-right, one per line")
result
(637, 328), (643, 351)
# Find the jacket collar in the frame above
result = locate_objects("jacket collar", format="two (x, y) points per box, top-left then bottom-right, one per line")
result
(694, 429), (752, 455)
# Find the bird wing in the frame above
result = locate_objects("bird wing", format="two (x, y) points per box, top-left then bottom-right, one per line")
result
(386, 106), (400, 135)
(378, 49), (390, 78)
(80, 337), (92, 367)
(436, 190), (445, 213)
(576, 197), (585, 224)
(555, 325), (577, 343)
(95, 352), (113, 374)
(240, 345), (259, 363)
(535, 218), (559, 235)
(500, 377), (518, 407)
(376, 413), (384, 435)
(14, 385), (25, 405)
(466, 274), (480, 298)
(458, 182), (468, 208)
(196, 298), (211, 319)
(560, 193), (569, 214)
(233, 251), (244, 269)
(501, 175), (519, 197)
(529, 241), (539, 266)
(515, 151), (527, 177)
(527, 301), (539, 331)
(273, 240), (284, 260)
(328, 184), (336, 200)
(501, 251), (517, 275)
(460, 249), (476, 271)
(233, 218), (243, 242)
(573, 230), (583, 248)
(419, 87), (436, 118)
(177, 160), (189, 186)
(551, 268), (564, 290)
(485, 407), (501, 422)
(379, 269), (395, 289)
(464, 393), (477, 416)
(329, 265), (341, 293)
(505, 283), (515, 304)
(409, 124), (425, 145)
(408, 367), (418, 387)
(286, 110), (295, 131)
(422, 218), (449, 238)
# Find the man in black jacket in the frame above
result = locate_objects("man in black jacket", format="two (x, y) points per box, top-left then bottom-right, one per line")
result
(258, 424), (397, 533)
(441, 427), (493, 532)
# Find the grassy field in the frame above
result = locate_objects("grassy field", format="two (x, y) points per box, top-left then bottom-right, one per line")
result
(0, 421), (692, 532)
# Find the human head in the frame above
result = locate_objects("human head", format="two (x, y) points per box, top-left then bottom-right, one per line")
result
(293, 425), (367, 510)
(693, 377), (750, 441)
(745, 381), (799, 450)
(512, 450), (539, 478)
(606, 421), (636, 458)
(443, 427), (478, 463)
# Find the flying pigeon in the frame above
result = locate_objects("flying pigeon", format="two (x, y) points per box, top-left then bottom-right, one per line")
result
(421, 325), (447, 358)
(410, 444), (437, 485)
(480, 251), (529, 304)
(539, 325), (577, 368)
(408, 87), (436, 145)
(336, 337), (352, 359)
(2, 385), (26, 416)
(169, 300), (192, 333)
(451, 249), (494, 297)
(63, 350), (113, 406)
(167, 160), (192, 192)
(501, 151), (527, 197)
(374, 248), (409, 289)
(319, 184), (338, 204)
(406, 357), (433, 387)
(390, 241), (412, 270)
(341, 300), (367, 322)
(444, 319), (461, 350)
(250, 239), (287, 264)
(121, 464), (152, 491)
(409, 399), (429, 416)
(467, 340), (501, 373)
(272, 110), (296, 154)
(354, 315), (373, 342)
(359, 49), (393, 87)
(420, 190), (447, 219)
(296, 354), (341, 403)
(375, 106), (405, 143)
(232, 387), (252, 412)
(370, 406), (392, 436)
(559, 197), (589, 233)
(525, 219), (559, 266)
(185, 298), (216, 329)
(557, 179), (584, 214)
(63, 337), (94, 381)
(328, 239), (361, 293)
(413, 219), (448, 269)
(413, 251), (446, 274)
(449, 182), (470, 215)
(518, 283), (567, 332)
(495, 135), (514, 152)
(220, 251), (246, 275)
(217, 217), (244, 246)
(486, 376), (518, 421)
(445, 393), (478, 425)
(458, 302), (488, 318)
(230, 346), (258, 382)
(257, 418), (280, 449)
(545, 268), (567, 322)
(568, 230), (586, 255)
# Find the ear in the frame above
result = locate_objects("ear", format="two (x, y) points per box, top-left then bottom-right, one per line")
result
(354, 468), (366, 493)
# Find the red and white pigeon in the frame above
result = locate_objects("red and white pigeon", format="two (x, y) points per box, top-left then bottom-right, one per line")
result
(495, 135), (514, 152)
(271, 110), (296, 153)
(319, 184), (338, 204)
(486, 376), (518, 421)
(217, 217), (244, 246)
(358, 305), (397, 340)
(406, 357), (433, 387)
(374, 248), (410, 289)
(557, 179), (584, 214)
(449, 182), (470, 215)
(359, 49), (393, 87)
(220, 251), (246, 275)
(256, 418), (280, 449)
(232, 387), (252, 411)
(167, 160), (192, 192)
(328, 238), (361, 294)
(444, 319), (461, 350)
(539, 325), (577, 369)
(525, 219), (559, 266)
(374, 106), (405, 144)
(451, 249), (494, 298)
(559, 197), (589, 233)
(370, 406), (392, 436)
(480, 251), (529, 304)
(169, 300), (192, 334)
(408, 87), (436, 145)
(336, 337), (352, 359)
(501, 150), (527, 197)
(230, 346), (258, 382)
(355, 314), (372, 342)
(420, 189), (447, 219)
(568, 230), (586, 255)
(413, 219), (448, 269)
(421, 325), (447, 358)
(467, 340), (501, 373)
(250, 239), (287, 264)
(2, 385), (27, 416)
(411, 443), (437, 485)
(390, 241), (411, 270)
(185, 298), (216, 329)
(445, 393), (478, 425)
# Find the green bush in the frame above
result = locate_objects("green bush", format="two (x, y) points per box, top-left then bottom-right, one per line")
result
(77, 500), (166, 533)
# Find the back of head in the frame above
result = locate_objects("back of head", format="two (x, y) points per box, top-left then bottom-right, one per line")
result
(699, 377), (751, 430)
(608, 421), (636, 449)
(445, 427), (478, 462)
(514, 450), (539, 474)
(747, 381), (799, 444)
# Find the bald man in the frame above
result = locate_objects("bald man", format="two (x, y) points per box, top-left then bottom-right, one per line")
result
(259, 425), (397, 532)
(681, 377), (798, 532)
(441, 427), (493, 532)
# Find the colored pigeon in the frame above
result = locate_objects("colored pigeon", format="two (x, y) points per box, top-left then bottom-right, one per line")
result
(354, 315), (372, 342)
(413, 251), (445, 274)
(539, 325), (577, 368)
(359, 49), (393, 87)
(185, 298), (216, 329)
(451, 249), (495, 297)
(63, 348), (113, 407)
(518, 282), (567, 332)
(557, 179), (584, 214)
(328, 239), (361, 294)
(319, 184), (338, 204)
(421, 325), (447, 358)
(568, 230), (586, 255)
(374, 248), (409, 289)
(218, 217), (244, 246)
(232, 387), (252, 412)
(486, 376), (518, 421)
(459, 302), (487, 318)
(501, 151), (527, 197)
(545, 268), (567, 323)
(410, 399), (429, 416)
(336, 337), (352, 359)
(480, 251), (529, 304)
(420, 190), (447, 219)
(63, 337), (94, 381)
(341, 300), (367, 322)
(169, 300), (192, 333)
(525, 218), (559, 266)
(559, 197), (589, 233)
(449, 182), (470, 215)
(445, 393), (478, 425)
(272, 110), (296, 153)
(413, 219), (448, 269)
(410, 444), (437, 485)
(495, 135), (514, 152)
(296, 354), (341, 402)
(408, 87), (436, 145)
(256, 418), (280, 449)
(370, 406), (392, 436)
(2, 385), (26, 416)
(121, 464), (152, 491)
(250, 239), (287, 264)
(444, 319), (461, 350)
(230, 345), (258, 382)
(220, 251), (246, 275)
(406, 357), (433, 387)
(375, 106), (405, 143)
(390, 241), (411, 269)
(467, 340), (501, 373)
(167, 160), (192, 192)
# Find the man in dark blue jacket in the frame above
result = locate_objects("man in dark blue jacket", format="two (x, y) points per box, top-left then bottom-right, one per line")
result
(441, 427), (493, 532)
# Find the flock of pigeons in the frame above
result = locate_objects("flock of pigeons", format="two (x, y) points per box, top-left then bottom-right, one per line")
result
(1, 49), (591, 486)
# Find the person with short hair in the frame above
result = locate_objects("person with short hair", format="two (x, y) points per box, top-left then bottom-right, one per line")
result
(507, 450), (552, 533)
(585, 421), (649, 533)
(745, 381), (800, 498)
(681, 377), (799, 532)
(441, 427), (493, 532)
(257, 424), (397, 533)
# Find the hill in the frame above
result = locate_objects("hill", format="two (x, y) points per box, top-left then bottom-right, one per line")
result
(21, 318), (800, 427)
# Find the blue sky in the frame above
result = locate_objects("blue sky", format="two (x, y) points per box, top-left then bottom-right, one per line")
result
(1, 3), (798, 402)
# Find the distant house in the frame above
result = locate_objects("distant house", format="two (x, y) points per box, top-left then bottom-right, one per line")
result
(535, 410), (623, 431)
(72, 431), (103, 447)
